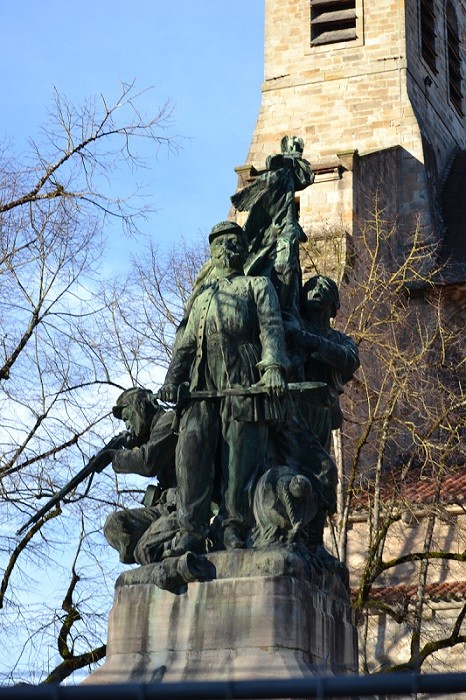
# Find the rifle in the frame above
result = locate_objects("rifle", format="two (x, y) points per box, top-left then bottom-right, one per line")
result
(169, 381), (332, 432)
(16, 430), (136, 536)
(175, 380), (331, 402)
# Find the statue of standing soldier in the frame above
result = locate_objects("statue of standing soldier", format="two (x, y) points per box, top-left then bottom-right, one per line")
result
(159, 220), (288, 556)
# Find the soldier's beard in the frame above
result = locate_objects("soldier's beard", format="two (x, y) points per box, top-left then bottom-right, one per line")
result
(221, 250), (243, 269)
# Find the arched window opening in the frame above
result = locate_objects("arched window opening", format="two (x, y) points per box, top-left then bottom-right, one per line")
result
(420, 0), (437, 72)
(446, 2), (463, 116)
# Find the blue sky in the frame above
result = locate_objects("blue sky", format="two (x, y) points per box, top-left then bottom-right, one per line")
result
(2, 1), (265, 266)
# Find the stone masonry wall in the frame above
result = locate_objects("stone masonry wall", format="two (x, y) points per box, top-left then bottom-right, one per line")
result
(403, 0), (466, 255)
(249, 0), (414, 164)
(237, 0), (465, 276)
(341, 510), (466, 675)
(405, 0), (466, 177)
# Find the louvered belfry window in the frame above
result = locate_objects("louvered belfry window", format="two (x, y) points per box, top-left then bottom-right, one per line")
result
(420, 0), (437, 72)
(310, 0), (357, 46)
(447, 2), (463, 116)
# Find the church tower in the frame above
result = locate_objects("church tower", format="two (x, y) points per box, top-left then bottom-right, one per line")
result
(237, 0), (466, 282)
(234, 1), (466, 676)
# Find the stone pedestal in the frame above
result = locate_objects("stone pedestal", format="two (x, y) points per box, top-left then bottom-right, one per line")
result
(83, 548), (358, 684)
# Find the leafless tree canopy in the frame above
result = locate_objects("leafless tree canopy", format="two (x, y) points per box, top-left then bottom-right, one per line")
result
(0, 83), (201, 685)
(317, 201), (466, 674)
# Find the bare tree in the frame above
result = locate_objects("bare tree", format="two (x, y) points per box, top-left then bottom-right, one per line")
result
(306, 199), (466, 674)
(0, 82), (181, 685)
(98, 235), (208, 383)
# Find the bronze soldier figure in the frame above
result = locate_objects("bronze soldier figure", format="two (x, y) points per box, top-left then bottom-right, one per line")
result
(159, 221), (288, 556)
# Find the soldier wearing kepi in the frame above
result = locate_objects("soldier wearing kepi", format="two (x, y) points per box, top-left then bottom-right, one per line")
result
(104, 387), (178, 565)
(159, 221), (288, 556)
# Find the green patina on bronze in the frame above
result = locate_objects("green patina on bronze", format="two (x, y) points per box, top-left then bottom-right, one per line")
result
(94, 139), (359, 586)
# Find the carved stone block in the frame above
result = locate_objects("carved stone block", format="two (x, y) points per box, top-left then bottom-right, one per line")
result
(83, 548), (358, 684)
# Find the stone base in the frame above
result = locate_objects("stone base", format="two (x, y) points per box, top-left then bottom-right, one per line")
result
(83, 548), (358, 684)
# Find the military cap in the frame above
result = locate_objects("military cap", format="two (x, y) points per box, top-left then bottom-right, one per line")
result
(208, 220), (246, 244)
(112, 387), (157, 419)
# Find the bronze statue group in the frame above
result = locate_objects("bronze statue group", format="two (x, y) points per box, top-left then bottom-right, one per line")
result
(104, 138), (359, 582)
